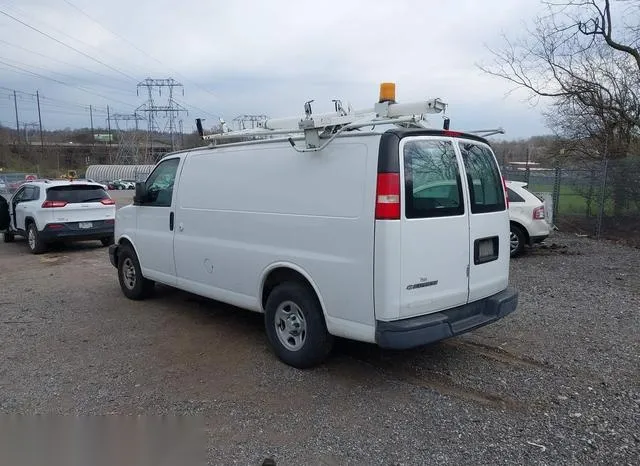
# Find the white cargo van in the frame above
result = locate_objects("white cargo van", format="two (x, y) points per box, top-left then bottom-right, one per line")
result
(108, 84), (518, 368)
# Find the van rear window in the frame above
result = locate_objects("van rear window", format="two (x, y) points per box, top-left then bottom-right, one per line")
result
(459, 142), (506, 213)
(403, 140), (464, 219)
(46, 185), (109, 203)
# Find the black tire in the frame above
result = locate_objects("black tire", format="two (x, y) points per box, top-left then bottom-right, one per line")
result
(264, 281), (334, 369)
(510, 223), (526, 257)
(3, 232), (14, 243)
(101, 236), (114, 247)
(26, 223), (46, 254)
(117, 244), (155, 300)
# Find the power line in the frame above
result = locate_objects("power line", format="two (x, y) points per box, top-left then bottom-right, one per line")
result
(2, 0), (150, 81)
(0, 8), (139, 83)
(0, 61), (136, 109)
(0, 38), (132, 86)
(59, 0), (219, 102)
(176, 100), (221, 120)
(0, 86), (105, 112)
(0, 55), (137, 97)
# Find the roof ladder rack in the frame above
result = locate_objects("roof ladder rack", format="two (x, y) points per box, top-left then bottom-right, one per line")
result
(195, 83), (504, 150)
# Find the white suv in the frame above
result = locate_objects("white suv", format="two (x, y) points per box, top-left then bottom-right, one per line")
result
(506, 180), (551, 256)
(0, 180), (116, 254)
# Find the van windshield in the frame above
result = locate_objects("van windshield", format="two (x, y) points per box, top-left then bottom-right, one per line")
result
(459, 142), (506, 214)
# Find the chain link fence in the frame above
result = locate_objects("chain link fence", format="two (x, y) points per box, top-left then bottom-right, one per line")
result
(502, 157), (640, 246)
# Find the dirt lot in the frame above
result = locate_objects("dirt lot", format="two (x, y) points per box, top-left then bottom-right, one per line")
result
(0, 199), (638, 464)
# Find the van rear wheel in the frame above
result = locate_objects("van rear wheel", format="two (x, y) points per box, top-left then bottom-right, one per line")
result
(264, 281), (333, 369)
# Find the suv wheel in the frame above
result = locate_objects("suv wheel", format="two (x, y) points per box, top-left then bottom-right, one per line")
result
(27, 223), (46, 254)
(117, 244), (155, 300)
(510, 224), (526, 257)
(3, 232), (14, 243)
(264, 281), (334, 369)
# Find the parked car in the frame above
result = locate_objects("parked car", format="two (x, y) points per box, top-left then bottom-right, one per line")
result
(76, 179), (108, 190)
(108, 85), (518, 368)
(109, 179), (134, 190)
(0, 180), (116, 254)
(506, 180), (550, 256)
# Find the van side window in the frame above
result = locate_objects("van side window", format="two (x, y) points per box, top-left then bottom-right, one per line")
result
(459, 142), (506, 214)
(403, 140), (464, 219)
(145, 158), (180, 207)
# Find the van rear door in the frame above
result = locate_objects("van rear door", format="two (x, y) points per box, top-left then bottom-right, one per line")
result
(458, 139), (510, 301)
(398, 136), (470, 318)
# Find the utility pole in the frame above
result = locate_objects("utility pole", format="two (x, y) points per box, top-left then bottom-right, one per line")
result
(36, 90), (44, 170)
(106, 105), (112, 162)
(89, 105), (95, 163)
(89, 105), (95, 136)
(13, 90), (19, 143)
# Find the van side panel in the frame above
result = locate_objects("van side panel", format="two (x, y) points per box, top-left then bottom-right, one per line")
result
(373, 221), (402, 321)
(173, 139), (378, 341)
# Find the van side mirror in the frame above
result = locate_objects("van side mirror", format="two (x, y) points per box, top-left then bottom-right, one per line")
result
(133, 182), (148, 205)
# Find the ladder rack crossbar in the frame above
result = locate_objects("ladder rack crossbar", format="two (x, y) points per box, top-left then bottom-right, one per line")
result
(202, 97), (447, 142)
(203, 115), (422, 143)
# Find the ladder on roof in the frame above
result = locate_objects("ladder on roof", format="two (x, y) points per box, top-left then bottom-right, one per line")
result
(195, 83), (505, 151)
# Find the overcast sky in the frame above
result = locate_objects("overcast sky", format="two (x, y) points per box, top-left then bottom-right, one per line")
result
(0, 0), (553, 139)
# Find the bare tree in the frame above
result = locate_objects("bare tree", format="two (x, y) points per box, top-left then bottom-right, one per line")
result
(479, 0), (640, 214)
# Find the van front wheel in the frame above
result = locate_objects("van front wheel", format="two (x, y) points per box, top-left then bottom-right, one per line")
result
(264, 282), (333, 369)
(117, 244), (155, 300)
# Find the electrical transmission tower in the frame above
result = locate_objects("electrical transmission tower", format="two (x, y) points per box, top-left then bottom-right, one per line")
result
(108, 113), (145, 164)
(136, 78), (188, 161)
(22, 122), (40, 144)
(232, 114), (269, 131)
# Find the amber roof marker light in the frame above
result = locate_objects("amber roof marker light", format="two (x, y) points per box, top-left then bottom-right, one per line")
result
(379, 82), (396, 103)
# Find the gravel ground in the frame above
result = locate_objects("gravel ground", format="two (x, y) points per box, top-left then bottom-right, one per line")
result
(0, 226), (638, 465)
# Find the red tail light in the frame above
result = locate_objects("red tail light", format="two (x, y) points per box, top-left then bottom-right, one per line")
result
(41, 200), (67, 208)
(376, 173), (400, 220)
(533, 206), (545, 220)
(502, 176), (509, 208)
(100, 198), (116, 205)
(443, 130), (463, 137)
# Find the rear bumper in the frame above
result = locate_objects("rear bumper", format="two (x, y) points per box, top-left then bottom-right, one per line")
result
(39, 222), (114, 242)
(530, 234), (548, 244)
(375, 287), (519, 350)
(526, 220), (551, 244)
